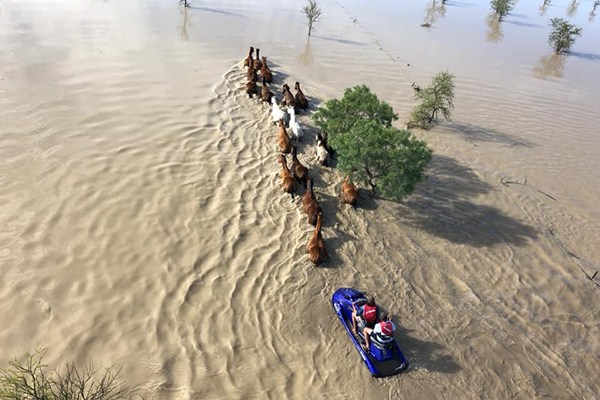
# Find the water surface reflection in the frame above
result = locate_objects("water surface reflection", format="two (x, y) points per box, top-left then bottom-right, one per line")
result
(180, 7), (189, 40)
(423, 0), (447, 27)
(486, 14), (504, 43)
(566, 0), (578, 17)
(533, 53), (566, 79)
(298, 38), (313, 66)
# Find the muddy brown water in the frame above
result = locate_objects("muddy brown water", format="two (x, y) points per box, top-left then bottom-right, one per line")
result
(1, 0), (599, 399)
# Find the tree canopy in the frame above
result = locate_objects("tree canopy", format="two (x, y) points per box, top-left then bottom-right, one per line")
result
(548, 18), (582, 54)
(312, 85), (432, 200)
(490, 0), (514, 20)
(303, 0), (323, 37)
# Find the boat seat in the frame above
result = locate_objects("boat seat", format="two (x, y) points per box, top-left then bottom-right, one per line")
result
(371, 334), (395, 350)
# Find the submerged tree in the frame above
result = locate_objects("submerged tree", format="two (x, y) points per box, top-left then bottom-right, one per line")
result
(422, 0), (446, 28)
(566, 0), (578, 17)
(312, 85), (432, 199)
(490, 0), (514, 20)
(303, 0), (323, 37)
(410, 71), (455, 128)
(0, 349), (131, 400)
(539, 0), (551, 15)
(548, 18), (582, 54)
(591, 0), (600, 20)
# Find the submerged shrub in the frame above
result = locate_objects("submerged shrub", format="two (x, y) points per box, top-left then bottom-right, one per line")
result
(410, 71), (455, 128)
(548, 17), (582, 54)
(490, 0), (514, 20)
(312, 85), (432, 199)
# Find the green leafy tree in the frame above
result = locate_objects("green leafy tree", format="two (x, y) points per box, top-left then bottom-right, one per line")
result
(0, 349), (131, 400)
(312, 85), (432, 199)
(490, 0), (514, 20)
(303, 0), (323, 37)
(548, 18), (582, 53)
(410, 70), (455, 128)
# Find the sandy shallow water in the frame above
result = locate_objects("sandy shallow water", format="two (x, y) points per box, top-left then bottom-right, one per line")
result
(1, 0), (599, 399)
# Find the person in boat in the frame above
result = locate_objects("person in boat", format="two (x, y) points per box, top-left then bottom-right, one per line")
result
(351, 295), (378, 335)
(363, 312), (396, 353)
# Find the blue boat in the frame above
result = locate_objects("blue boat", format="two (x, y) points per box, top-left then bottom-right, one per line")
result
(332, 287), (408, 377)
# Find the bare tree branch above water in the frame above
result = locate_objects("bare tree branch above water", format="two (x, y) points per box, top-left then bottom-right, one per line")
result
(590, 1), (600, 21)
(499, 175), (557, 201)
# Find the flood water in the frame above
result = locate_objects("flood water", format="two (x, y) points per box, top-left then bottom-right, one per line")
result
(1, 0), (599, 399)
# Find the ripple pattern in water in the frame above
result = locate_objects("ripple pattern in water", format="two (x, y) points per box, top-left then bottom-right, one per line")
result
(1, 0), (599, 399)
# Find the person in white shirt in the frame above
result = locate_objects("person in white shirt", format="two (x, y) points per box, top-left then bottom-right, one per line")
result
(364, 312), (396, 353)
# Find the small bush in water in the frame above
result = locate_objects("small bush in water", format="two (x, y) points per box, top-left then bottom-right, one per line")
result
(410, 71), (456, 128)
(490, 0), (514, 20)
(548, 18), (582, 54)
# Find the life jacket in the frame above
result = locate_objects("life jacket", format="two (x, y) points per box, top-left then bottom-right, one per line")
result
(363, 304), (377, 324)
(380, 321), (394, 337)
